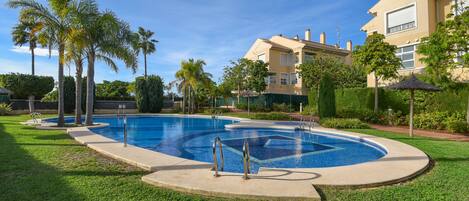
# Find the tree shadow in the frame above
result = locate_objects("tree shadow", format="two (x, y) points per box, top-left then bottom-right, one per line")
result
(0, 121), (85, 200)
(35, 133), (73, 141)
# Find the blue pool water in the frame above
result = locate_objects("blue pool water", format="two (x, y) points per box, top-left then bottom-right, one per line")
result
(49, 115), (387, 173)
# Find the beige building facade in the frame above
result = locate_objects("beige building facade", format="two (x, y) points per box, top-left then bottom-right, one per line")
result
(362, 0), (469, 87)
(244, 29), (352, 95)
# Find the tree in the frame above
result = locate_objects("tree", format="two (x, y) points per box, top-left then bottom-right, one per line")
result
(73, 1), (137, 125)
(318, 73), (336, 118)
(353, 33), (401, 113)
(246, 60), (270, 94)
(132, 27), (158, 78)
(418, 7), (469, 123)
(9, 0), (75, 126)
(12, 9), (42, 76)
(222, 59), (248, 104)
(65, 31), (86, 124)
(12, 11), (43, 113)
(175, 59), (212, 114)
(96, 80), (131, 98)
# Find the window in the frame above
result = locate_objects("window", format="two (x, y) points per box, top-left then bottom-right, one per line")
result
(257, 54), (266, 62)
(304, 52), (315, 63)
(280, 53), (295, 66)
(396, 45), (415, 69)
(387, 5), (416, 34)
(290, 73), (298, 85)
(268, 75), (277, 85)
(280, 73), (289, 85)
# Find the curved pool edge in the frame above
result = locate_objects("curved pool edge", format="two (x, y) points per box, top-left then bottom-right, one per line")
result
(62, 114), (429, 200)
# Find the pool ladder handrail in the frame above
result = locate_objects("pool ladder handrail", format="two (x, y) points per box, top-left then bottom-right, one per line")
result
(117, 104), (126, 117)
(243, 139), (251, 180)
(212, 137), (224, 177)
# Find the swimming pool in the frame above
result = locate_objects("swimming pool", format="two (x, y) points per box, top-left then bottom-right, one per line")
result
(51, 115), (387, 173)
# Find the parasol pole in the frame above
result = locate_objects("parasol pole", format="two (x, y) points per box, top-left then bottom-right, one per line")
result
(409, 89), (414, 137)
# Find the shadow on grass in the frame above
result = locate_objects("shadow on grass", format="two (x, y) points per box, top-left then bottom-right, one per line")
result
(35, 133), (73, 140)
(0, 122), (84, 201)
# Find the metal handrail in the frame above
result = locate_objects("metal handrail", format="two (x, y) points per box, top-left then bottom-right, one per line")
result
(31, 112), (42, 124)
(212, 137), (224, 177)
(243, 139), (251, 180)
(123, 115), (128, 147)
(117, 104), (126, 118)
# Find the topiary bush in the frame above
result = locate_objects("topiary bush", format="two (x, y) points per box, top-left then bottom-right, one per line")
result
(320, 118), (370, 129)
(135, 76), (164, 113)
(318, 74), (336, 118)
(0, 73), (54, 99)
(146, 75), (164, 113)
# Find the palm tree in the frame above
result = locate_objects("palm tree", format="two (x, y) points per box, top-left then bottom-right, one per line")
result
(12, 10), (43, 113)
(65, 30), (86, 125)
(175, 59), (211, 114)
(12, 10), (42, 75)
(9, 0), (74, 127)
(73, 1), (137, 125)
(132, 27), (158, 78)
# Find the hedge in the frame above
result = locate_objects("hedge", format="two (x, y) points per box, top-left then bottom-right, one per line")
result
(135, 75), (164, 113)
(318, 74), (336, 118)
(0, 73), (54, 99)
(218, 93), (308, 111)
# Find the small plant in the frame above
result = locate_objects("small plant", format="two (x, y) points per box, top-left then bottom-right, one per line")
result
(0, 103), (12, 116)
(273, 103), (289, 112)
(251, 112), (291, 120)
(320, 118), (370, 129)
(445, 120), (468, 134)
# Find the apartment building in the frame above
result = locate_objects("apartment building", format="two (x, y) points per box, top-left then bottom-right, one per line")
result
(244, 29), (352, 95)
(362, 0), (469, 87)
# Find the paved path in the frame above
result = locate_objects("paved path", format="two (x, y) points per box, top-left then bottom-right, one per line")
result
(371, 124), (469, 142)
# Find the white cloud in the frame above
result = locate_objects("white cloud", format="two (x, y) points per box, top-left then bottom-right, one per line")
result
(10, 46), (59, 57)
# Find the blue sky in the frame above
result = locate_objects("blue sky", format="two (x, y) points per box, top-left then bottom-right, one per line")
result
(0, 0), (377, 85)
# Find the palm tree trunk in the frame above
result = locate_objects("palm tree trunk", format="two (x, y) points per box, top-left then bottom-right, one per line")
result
(57, 43), (65, 127)
(31, 47), (35, 76)
(75, 60), (83, 125)
(374, 76), (379, 113)
(28, 48), (35, 113)
(144, 53), (147, 79)
(182, 86), (186, 113)
(237, 84), (240, 104)
(188, 87), (192, 114)
(85, 51), (95, 126)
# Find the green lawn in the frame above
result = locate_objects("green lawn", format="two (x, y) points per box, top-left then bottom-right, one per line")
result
(1, 115), (468, 200)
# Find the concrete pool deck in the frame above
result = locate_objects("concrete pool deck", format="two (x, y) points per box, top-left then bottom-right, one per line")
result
(60, 115), (429, 200)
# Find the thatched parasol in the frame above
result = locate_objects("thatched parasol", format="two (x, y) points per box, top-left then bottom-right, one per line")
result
(388, 74), (440, 137)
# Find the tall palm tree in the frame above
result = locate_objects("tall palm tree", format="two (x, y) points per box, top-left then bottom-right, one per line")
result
(73, 0), (137, 125)
(65, 29), (86, 125)
(175, 59), (211, 114)
(12, 10), (42, 75)
(132, 27), (158, 78)
(9, 0), (74, 127)
(12, 10), (43, 113)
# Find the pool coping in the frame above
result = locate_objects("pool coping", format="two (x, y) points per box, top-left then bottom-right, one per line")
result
(60, 114), (429, 200)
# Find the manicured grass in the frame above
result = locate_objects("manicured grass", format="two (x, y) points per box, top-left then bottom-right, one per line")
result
(1, 115), (468, 200)
(318, 129), (469, 201)
(221, 112), (292, 120)
(0, 115), (233, 201)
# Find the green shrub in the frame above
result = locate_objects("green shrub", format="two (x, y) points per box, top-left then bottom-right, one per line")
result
(318, 74), (336, 118)
(320, 118), (370, 129)
(0, 73), (54, 99)
(251, 112), (291, 120)
(41, 77), (76, 113)
(445, 120), (468, 133)
(135, 76), (164, 113)
(0, 103), (12, 115)
(146, 75), (164, 113)
(273, 103), (289, 112)
(413, 112), (466, 132)
(301, 105), (317, 116)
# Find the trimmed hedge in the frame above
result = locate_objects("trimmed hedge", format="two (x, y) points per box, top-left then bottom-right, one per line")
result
(413, 112), (468, 133)
(318, 74), (336, 118)
(135, 75), (164, 113)
(0, 73), (54, 99)
(320, 118), (370, 129)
